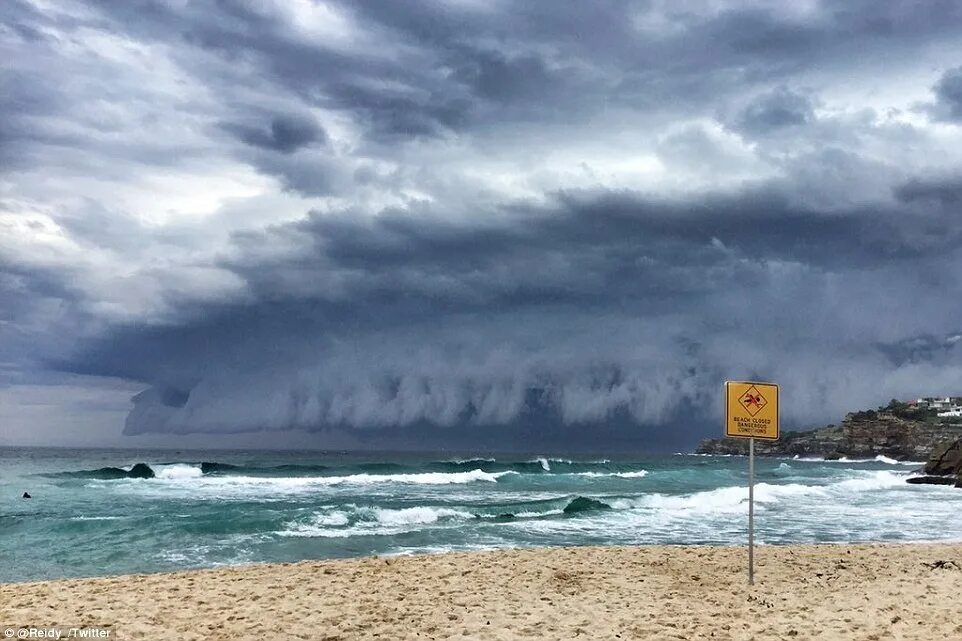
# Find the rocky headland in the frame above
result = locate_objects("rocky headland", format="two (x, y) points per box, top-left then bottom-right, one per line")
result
(696, 404), (962, 462)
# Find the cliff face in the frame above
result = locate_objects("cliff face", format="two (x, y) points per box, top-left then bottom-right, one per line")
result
(696, 411), (962, 461)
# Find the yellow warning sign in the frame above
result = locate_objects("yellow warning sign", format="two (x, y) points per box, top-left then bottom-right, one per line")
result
(725, 381), (779, 440)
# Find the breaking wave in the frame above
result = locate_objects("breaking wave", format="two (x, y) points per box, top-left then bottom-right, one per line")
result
(273, 471), (911, 540)
(790, 455), (924, 465)
(45, 457), (647, 481)
(276, 494), (617, 538)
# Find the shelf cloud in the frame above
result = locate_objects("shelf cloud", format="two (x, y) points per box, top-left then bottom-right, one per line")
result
(2, 0), (962, 447)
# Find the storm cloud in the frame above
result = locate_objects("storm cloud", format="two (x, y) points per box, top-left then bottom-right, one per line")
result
(932, 65), (962, 121)
(2, 0), (962, 448)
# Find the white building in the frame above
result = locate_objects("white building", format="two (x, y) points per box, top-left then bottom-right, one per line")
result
(917, 396), (958, 410)
(937, 406), (962, 418)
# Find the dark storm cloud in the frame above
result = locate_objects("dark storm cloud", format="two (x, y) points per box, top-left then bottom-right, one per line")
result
(895, 175), (962, 206)
(4, 0), (962, 447)
(325, 83), (471, 139)
(75, 0), (962, 148)
(0, 261), (79, 306)
(220, 187), (878, 316)
(0, 261), (94, 387)
(222, 113), (327, 154)
(81, 0), (479, 142)
(931, 65), (962, 121)
(2, 0), (953, 198)
(284, 184), (952, 285)
(82, 181), (960, 326)
(59, 178), (962, 441)
(219, 113), (339, 195)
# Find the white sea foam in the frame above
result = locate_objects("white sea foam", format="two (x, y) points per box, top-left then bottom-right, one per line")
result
(791, 456), (923, 465)
(311, 512), (351, 527)
(871, 455), (924, 466)
(159, 468), (513, 487)
(367, 506), (472, 526)
(319, 470), (514, 485)
(614, 481), (829, 514)
(572, 470), (649, 478)
(277, 505), (471, 538)
(833, 470), (911, 492)
(110, 468), (519, 503)
(514, 509), (565, 518)
(153, 464), (204, 480)
(681, 453), (737, 457)
(609, 471), (911, 517)
(278, 518), (354, 538)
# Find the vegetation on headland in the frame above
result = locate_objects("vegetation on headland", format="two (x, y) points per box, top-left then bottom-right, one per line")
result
(871, 399), (962, 424)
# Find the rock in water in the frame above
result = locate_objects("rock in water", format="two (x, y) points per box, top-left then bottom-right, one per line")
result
(923, 440), (962, 476)
(127, 463), (156, 479)
(905, 476), (957, 486)
(914, 438), (962, 488)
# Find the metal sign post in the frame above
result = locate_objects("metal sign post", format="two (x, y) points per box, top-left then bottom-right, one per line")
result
(724, 381), (778, 586)
(748, 436), (755, 585)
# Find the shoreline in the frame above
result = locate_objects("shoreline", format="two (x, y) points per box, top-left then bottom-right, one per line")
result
(4, 542), (962, 640)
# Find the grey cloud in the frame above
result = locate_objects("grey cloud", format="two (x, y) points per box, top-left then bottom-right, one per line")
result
(0, 70), (67, 170)
(454, 51), (563, 105)
(877, 332), (962, 367)
(83, 0), (476, 142)
(895, 176), (962, 206)
(322, 82), (472, 140)
(79, 0), (962, 145)
(223, 144), (347, 197)
(216, 111), (345, 196)
(222, 113), (326, 154)
(255, 153), (344, 197)
(727, 87), (815, 135)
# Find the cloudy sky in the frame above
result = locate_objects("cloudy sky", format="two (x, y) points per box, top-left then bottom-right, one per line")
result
(2, 0), (962, 450)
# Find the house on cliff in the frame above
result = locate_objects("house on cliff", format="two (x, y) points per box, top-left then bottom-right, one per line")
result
(913, 396), (962, 411)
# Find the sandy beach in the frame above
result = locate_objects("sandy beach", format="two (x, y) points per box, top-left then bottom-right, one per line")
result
(3, 543), (962, 640)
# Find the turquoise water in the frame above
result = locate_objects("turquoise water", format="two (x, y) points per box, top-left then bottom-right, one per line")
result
(1, 447), (958, 583)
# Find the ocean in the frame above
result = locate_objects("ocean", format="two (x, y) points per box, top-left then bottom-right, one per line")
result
(1, 447), (957, 583)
